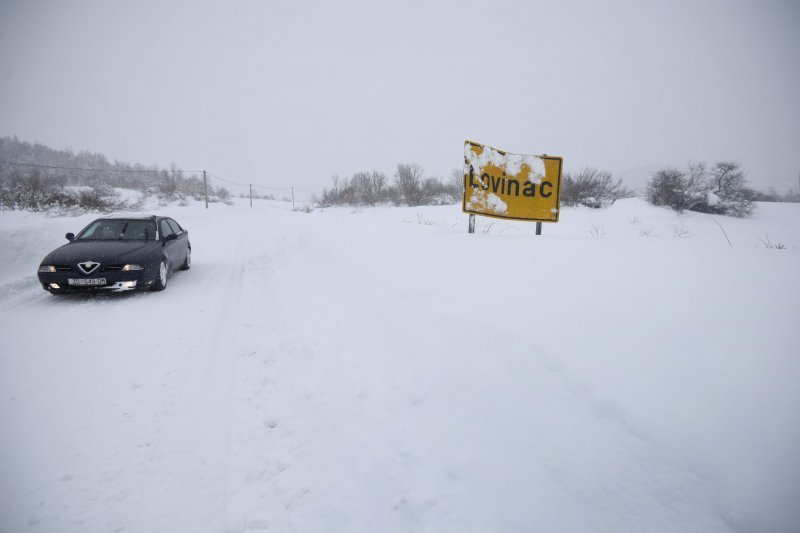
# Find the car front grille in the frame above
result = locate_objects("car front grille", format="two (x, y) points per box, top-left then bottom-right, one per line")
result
(53, 265), (129, 273)
(55, 265), (133, 274)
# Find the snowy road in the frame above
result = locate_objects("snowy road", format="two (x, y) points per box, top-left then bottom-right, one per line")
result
(2, 208), (262, 531)
(1, 199), (799, 533)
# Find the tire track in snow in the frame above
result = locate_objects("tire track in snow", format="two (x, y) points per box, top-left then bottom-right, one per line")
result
(201, 220), (249, 529)
(130, 210), (255, 531)
(221, 225), (310, 533)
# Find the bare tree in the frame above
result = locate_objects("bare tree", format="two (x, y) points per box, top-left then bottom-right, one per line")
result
(395, 163), (424, 206)
(450, 168), (463, 191)
(711, 162), (745, 196)
(709, 161), (753, 217)
(371, 171), (387, 203)
(562, 167), (634, 208)
(786, 172), (800, 202)
(685, 161), (710, 206)
(646, 168), (689, 210)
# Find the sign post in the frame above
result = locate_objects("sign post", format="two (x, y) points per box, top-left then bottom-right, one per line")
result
(462, 141), (562, 232)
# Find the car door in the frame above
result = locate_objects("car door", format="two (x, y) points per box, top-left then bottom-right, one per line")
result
(166, 218), (189, 264)
(159, 218), (180, 268)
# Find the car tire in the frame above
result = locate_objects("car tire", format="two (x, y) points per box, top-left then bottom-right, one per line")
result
(180, 247), (191, 270)
(152, 259), (168, 291)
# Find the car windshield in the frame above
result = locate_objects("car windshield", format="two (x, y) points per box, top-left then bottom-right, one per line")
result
(77, 219), (157, 241)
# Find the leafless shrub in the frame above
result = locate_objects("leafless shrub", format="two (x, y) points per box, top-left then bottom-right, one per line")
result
(415, 212), (435, 225)
(646, 161), (754, 217)
(589, 223), (607, 239)
(561, 168), (634, 208)
(647, 168), (689, 211)
(758, 234), (786, 249)
(0, 171), (129, 213)
(670, 221), (692, 238)
(480, 222), (496, 234)
(629, 216), (656, 236)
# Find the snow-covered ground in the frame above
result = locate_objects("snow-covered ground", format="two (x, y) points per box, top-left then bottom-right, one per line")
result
(1, 197), (798, 533)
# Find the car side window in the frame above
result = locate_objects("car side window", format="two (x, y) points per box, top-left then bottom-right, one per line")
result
(160, 219), (173, 238)
(167, 219), (182, 235)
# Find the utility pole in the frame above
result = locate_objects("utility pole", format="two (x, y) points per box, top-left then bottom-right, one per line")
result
(291, 186), (295, 207)
(249, 184), (253, 207)
(203, 170), (209, 209)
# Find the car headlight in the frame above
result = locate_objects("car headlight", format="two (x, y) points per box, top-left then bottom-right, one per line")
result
(121, 264), (145, 271)
(38, 265), (56, 273)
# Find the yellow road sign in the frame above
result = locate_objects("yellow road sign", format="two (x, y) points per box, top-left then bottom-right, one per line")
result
(462, 140), (562, 222)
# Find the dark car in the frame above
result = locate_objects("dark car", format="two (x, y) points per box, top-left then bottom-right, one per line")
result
(37, 215), (191, 294)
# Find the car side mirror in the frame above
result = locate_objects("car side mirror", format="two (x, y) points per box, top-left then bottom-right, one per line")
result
(164, 233), (178, 242)
(66, 232), (75, 241)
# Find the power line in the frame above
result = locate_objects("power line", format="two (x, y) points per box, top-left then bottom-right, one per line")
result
(206, 172), (250, 188)
(207, 172), (295, 191)
(0, 160), (204, 173)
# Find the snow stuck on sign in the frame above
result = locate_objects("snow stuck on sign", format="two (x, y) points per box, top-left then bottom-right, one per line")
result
(464, 142), (546, 184)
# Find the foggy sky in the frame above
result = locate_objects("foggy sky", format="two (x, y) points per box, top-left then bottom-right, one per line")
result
(1, 0), (798, 198)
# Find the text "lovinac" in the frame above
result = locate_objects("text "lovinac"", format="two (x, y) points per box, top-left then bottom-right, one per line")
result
(468, 167), (554, 198)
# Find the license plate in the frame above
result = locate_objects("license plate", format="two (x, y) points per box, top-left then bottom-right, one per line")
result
(68, 278), (107, 286)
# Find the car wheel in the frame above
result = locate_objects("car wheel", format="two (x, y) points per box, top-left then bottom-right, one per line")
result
(180, 247), (191, 270)
(152, 259), (168, 291)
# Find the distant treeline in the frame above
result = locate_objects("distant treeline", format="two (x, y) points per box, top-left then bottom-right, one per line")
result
(320, 160), (799, 219)
(316, 164), (638, 209)
(0, 136), (230, 212)
(317, 164), (462, 207)
(3, 136), (798, 217)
